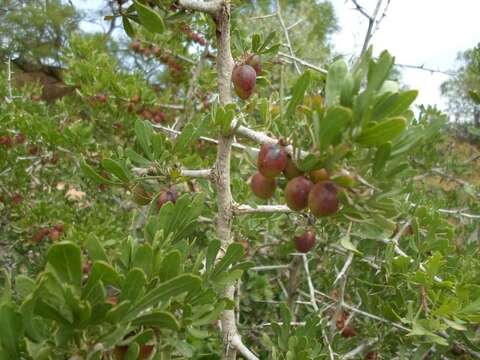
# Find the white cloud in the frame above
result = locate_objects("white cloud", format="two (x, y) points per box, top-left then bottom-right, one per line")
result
(330, 0), (480, 110)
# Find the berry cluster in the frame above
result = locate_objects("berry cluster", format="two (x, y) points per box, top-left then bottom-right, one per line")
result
(32, 223), (65, 243)
(231, 54), (261, 100)
(132, 184), (178, 212)
(250, 143), (341, 253)
(180, 24), (207, 46)
(130, 40), (183, 77)
(0, 132), (26, 148)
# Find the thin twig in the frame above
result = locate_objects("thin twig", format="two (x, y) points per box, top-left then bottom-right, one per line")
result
(6, 57), (13, 103)
(278, 52), (328, 74)
(276, 0), (301, 74)
(343, 338), (379, 359)
(233, 204), (293, 215)
(301, 254), (319, 311)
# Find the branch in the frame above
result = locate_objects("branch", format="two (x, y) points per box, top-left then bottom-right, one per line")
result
(177, 0), (222, 14)
(276, 0), (301, 74)
(302, 254), (319, 311)
(358, 0), (385, 56)
(235, 125), (309, 158)
(312, 290), (411, 332)
(250, 264), (290, 271)
(5, 57), (13, 103)
(151, 123), (252, 152)
(438, 208), (480, 219)
(278, 52), (328, 74)
(230, 334), (259, 360)
(210, 2), (258, 359)
(343, 338), (379, 359)
(174, 48), (209, 131)
(181, 169), (213, 178)
(350, 0), (371, 20)
(380, 221), (443, 283)
(132, 166), (213, 179)
(395, 62), (454, 76)
(233, 204), (293, 215)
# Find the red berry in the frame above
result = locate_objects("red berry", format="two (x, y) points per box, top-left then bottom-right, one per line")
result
(246, 54), (261, 75)
(293, 231), (316, 253)
(131, 94), (141, 104)
(32, 228), (50, 243)
(0, 135), (13, 147)
(28, 145), (40, 155)
(83, 261), (92, 275)
(285, 176), (313, 211)
(283, 155), (303, 179)
(308, 181), (339, 217)
(310, 168), (330, 183)
(14, 133), (26, 144)
(132, 185), (152, 206)
(365, 352), (379, 360)
(53, 223), (65, 232)
(11, 193), (23, 204)
(157, 189), (177, 211)
(232, 64), (256, 100)
(153, 111), (165, 123)
(139, 345), (154, 359)
(130, 40), (141, 52)
(341, 324), (357, 338)
(250, 172), (276, 199)
(257, 143), (287, 178)
(48, 228), (62, 241)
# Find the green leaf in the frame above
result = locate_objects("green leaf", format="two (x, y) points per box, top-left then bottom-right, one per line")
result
(367, 50), (394, 92)
(459, 297), (480, 316)
(131, 311), (179, 331)
(130, 274), (201, 316)
(159, 250), (181, 282)
(84, 237), (108, 263)
(339, 235), (361, 254)
(206, 240), (221, 272)
(106, 300), (132, 323)
(212, 269), (244, 288)
(469, 90), (480, 104)
(119, 268), (146, 304)
(467, 126), (480, 137)
(122, 16), (135, 38)
(286, 71), (311, 117)
(47, 242), (82, 290)
(251, 33), (261, 52)
(191, 301), (226, 326)
(356, 117), (407, 146)
(125, 343), (140, 360)
(15, 275), (35, 300)
(125, 148), (151, 166)
(135, 121), (153, 159)
(101, 159), (130, 183)
(80, 160), (121, 185)
(211, 243), (244, 279)
(442, 318), (467, 331)
(326, 59), (348, 106)
(20, 296), (46, 342)
(371, 90), (418, 121)
(0, 305), (23, 357)
(132, 244), (153, 278)
(318, 106), (352, 151)
(174, 122), (197, 152)
(83, 261), (121, 301)
(134, 0), (164, 33)
(373, 142), (391, 175)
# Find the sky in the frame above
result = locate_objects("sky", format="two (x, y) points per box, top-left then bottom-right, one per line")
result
(330, 0), (480, 110)
(77, 0), (480, 110)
